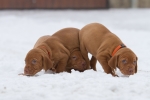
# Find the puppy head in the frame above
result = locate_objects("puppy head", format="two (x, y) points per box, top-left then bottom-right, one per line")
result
(24, 48), (53, 76)
(108, 48), (138, 75)
(67, 51), (87, 72)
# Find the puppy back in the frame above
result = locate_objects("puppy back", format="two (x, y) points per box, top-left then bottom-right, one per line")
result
(34, 35), (51, 48)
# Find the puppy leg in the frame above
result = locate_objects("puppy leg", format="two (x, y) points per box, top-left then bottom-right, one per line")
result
(66, 69), (71, 73)
(90, 56), (97, 71)
(56, 54), (69, 73)
(80, 41), (90, 69)
(96, 53), (118, 77)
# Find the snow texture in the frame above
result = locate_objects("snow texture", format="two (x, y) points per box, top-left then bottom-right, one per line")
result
(0, 9), (150, 100)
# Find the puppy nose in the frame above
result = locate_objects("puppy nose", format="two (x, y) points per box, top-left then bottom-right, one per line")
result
(25, 68), (29, 74)
(82, 61), (85, 66)
(25, 68), (29, 73)
(82, 61), (86, 69)
(128, 68), (133, 74)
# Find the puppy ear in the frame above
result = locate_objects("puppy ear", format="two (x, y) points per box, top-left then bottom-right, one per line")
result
(108, 55), (118, 71)
(135, 57), (138, 73)
(42, 53), (53, 71)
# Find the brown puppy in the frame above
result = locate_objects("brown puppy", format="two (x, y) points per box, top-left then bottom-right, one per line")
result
(79, 23), (138, 76)
(24, 28), (88, 76)
(24, 35), (53, 76)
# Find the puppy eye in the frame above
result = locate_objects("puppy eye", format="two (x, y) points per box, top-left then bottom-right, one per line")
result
(72, 56), (76, 60)
(32, 59), (37, 64)
(133, 61), (136, 65)
(122, 59), (127, 64)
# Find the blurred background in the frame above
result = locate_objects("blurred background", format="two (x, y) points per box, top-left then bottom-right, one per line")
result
(0, 0), (150, 9)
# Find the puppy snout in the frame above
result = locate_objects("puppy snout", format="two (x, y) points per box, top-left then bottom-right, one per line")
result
(24, 66), (31, 74)
(82, 61), (85, 66)
(128, 68), (134, 74)
(82, 61), (86, 69)
(24, 68), (29, 74)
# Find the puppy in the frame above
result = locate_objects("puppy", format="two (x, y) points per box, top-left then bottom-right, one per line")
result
(66, 49), (87, 73)
(23, 28), (88, 76)
(79, 23), (138, 76)
(24, 39), (53, 76)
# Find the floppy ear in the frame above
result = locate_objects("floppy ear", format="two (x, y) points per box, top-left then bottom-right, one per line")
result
(108, 55), (119, 71)
(42, 53), (53, 71)
(135, 57), (138, 73)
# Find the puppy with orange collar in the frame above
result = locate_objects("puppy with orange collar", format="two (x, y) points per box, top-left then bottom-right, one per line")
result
(79, 23), (138, 76)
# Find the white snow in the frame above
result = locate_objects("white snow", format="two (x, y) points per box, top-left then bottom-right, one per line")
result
(0, 9), (150, 100)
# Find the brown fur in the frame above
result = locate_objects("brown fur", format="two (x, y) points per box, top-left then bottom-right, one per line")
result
(24, 28), (88, 76)
(34, 35), (50, 48)
(79, 23), (138, 76)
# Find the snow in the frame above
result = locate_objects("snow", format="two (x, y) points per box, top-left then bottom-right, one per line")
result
(0, 9), (150, 100)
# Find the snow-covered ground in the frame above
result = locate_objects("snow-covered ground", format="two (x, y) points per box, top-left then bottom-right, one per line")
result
(0, 9), (150, 100)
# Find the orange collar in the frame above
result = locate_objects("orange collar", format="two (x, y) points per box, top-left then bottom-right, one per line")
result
(112, 44), (126, 56)
(38, 45), (51, 59)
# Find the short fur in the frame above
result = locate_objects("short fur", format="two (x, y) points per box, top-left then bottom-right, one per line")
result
(79, 23), (138, 76)
(24, 28), (88, 76)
